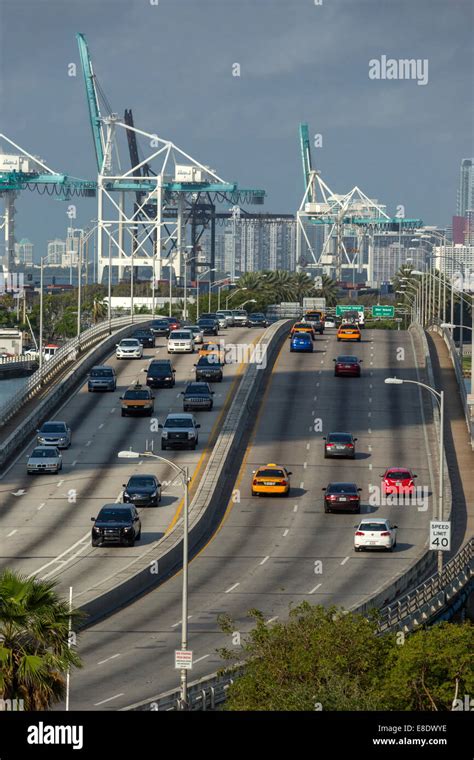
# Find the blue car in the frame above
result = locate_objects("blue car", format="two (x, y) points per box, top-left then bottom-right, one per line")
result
(290, 333), (313, 352)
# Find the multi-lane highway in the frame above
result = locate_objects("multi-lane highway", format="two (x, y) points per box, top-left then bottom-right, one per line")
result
(56, 326), (437, 710)
(0, 326), (256, 601)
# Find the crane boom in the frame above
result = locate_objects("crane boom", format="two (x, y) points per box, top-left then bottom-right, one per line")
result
(76, 33), (105, 171)
(299, 123), (313, 200)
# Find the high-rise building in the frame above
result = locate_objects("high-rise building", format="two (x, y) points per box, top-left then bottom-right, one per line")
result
(457, 158), (474, 217)
(433, 244), (474, 282)
(14, 238), (33, 266)
(47, 239), (66, 265)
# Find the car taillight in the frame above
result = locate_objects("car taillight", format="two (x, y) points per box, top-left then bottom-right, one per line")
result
(329, 495), (337, 500)
(279, 480), (288, 486)
(347, 443), (354, 448)
(349, 495), (359, 500)
(326, 443), (335, 448)
(380, 531), (390, 537)
(253, 479), (258, 486)
(355, 531), (364, 536)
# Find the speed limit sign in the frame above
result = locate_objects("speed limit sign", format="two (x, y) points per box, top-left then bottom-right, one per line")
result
(429, 521), (451, 551)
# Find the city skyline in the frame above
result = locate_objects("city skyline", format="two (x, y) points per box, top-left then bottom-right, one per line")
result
(1, 0), (473, 262)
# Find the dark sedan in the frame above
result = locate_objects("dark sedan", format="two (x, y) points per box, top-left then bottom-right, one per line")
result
(247, 313), (268, 328)
(122, 475), (161, 507)
(323, 432), (357, 459)
(197, 318), (219, 336)
(322, 482), (362, 513)
(182, 382), (214, 411)
(194, 356), (223, 382)
(150, 319), (171, 337)
(132, 329), (156, 348)
(333, 355), (362, 377)
(91, 504), (141, 547)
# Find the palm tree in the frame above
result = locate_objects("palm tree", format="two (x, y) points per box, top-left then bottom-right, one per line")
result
(92, 296), (108, 324)
(318, 274), (338, 306)
(289, 272), (315, 301)
(263, 270), (294, 302)
(0, 570), (83, 710)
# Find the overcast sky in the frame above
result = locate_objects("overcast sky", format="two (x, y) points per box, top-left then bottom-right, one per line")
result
(1, 0), (473, 257)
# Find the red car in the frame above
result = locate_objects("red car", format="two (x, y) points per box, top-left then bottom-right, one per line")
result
(333, 355), (362, 377)
(166, 316), (181, 331)
(381, 468), (417, 495)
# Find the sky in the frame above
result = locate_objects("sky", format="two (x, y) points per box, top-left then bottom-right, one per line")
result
(0, 0), (473, 259)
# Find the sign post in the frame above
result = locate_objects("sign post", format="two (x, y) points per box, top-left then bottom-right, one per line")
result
(175, 650), (193, 671)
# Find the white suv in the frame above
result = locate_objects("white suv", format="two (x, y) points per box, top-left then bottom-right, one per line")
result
(116, 338), (143, 359)
(167, 329), (195, 354)
(231, 309), (248, 326)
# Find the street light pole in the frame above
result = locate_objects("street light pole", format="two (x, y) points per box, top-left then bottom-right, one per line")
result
(385, 377), (445, 574)
(117, 450), (190, 707)
(39, 256), (44, 374)
(108, 232), (112, 335)
(180, 464), (189, 707)
(77, 233), (83, 344)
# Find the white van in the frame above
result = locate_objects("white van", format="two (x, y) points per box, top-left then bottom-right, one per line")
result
(167, 329), (194, 354)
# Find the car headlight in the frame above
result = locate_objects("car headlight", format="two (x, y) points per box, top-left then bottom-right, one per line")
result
(150, 490), (158, 497)
(123, 491), (130, 499)
(162, 431), (168, 438)
(188, 432), (196, 438)
(123, 526), (133, 533)
(92, 527), (100, 533)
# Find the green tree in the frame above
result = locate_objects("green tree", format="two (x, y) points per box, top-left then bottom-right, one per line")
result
(381, 622), (474, 710)
(0, 570), (83, 710)
(219, 603), (390, 711)
(317, 274), (338, 306)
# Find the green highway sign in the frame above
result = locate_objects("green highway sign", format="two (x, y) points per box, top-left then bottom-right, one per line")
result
(372, 305), (395, 318)
(335, 305), (365, 316)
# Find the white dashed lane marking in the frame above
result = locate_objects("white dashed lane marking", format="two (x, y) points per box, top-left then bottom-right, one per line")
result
(309, 583), (322, 594)
(225, 583), (240, 593)
(340, 556), (349, 566)
(259, 556), (270, 565)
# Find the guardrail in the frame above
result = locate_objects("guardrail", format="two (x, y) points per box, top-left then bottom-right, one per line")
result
(126, 540), (473, 712)
(0, 354), (36, 364)
(0, 315), (150, 428)
(377, 538), (473, 632)
(428, 320), (474, 448)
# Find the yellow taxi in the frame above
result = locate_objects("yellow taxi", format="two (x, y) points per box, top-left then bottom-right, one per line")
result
(251, 463), (292, 497)
(337, 324), (361, 342)
(290, 322), (315, 340)
(120, 382), (155, 417)
(199, 342), (226, 364)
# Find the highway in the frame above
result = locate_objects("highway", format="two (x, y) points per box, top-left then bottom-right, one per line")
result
(59, 327), (437, 710)
(0, 326), (256, 601)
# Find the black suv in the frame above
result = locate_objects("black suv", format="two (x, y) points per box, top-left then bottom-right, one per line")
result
(150, 319), (171, 337)
(194, 356), (223, 382)
(91, 504), (141, 546)
(247, 313), (268, 327)
(123, 474), (161, 507)
(132, 329), (156, 348)
(182, 382), (214, 411)
(144, 359), (176, 388)
(197, 318), (218, 336)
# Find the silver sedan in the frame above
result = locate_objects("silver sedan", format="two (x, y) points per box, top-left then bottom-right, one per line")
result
(27, 446), (63, 474)
(36, 421), (71, 449)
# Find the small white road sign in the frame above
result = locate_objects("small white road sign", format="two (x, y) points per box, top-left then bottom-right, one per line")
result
(429, 521), (451, 551)
(175, 650), (193, 670)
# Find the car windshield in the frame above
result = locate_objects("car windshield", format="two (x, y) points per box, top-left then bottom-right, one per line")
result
(152, 321), (169, 327)
(170, 332), (192, 340)
(251, 314), (265, 319)
(233, 311), (247, 316)
(185, 384), (209, 394)
(98, 509), (132, 523)
(327, 483), (357, 493)
(337, 356), (357, 363)
(148, 365), (170, 375)
(121, 340), (139, 346)
(124, 390), (150, 400)
(293, 334), (311, 340)
(41, 423), (66, 433)
(198, 319), (214, 324)
(328, 434), (352, 443)
(165, 418), (193, 428)
(359, 523), (388, 532)
(257, 469), (285, 478)
(31, 448), (57, 458)
(294, 323), (309, 328)
(197, 357), (221, 367)
(188, 326), (201, 332)
(386, 471), (411, 479)
(128, 477), (156, 488)
(90, 368), (113, 377)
